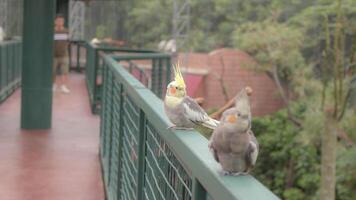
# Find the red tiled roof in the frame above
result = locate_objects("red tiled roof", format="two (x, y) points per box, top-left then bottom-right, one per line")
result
(178, 48), (285, 116)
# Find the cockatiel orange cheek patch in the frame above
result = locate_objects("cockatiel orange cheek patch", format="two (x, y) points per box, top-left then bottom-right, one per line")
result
(170, 87), (176, 95)
(227, 115), (237, 123)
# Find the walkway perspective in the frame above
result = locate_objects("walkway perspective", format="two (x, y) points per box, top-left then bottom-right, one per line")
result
(0, 74), (104, 200)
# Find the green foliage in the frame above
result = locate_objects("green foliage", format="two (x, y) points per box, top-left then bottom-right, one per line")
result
(233, 19), (304, 76)
(252, 110), (320, 200)
(124, 0), (172, 48)
(336, 146), (356, 200)
(253, 109), (356, 200)
(95, 25), (107, 39)
(109, 0), (356, 198)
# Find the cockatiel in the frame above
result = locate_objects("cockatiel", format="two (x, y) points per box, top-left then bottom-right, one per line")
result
(209, 88), (259, 175)
(164, 63), (219, 136)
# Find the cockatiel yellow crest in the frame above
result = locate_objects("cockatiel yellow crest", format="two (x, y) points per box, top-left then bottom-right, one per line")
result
(173, 63), (186, 89)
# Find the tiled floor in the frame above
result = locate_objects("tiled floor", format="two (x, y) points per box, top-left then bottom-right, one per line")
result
(0, 74), (104, 200)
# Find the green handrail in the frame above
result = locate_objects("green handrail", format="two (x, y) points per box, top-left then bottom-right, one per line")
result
(0, 39), (22, 103)
(85, 42), (171, 114)
(100, 54), (280, 200)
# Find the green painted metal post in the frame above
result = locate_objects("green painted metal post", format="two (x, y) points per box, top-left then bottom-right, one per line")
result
(21, 0), (55, 129)
(151, 58), (157, 95)
(76, 43), (80, 71)
(193, 179), (207, 200)
(136, 110), (147, 200)
(166, 57), (171, 87)
(157, 58), (163, 97)
(92, 50), (99, 113)
(68, 43), (72, 71)
(116, 83), (125, 199)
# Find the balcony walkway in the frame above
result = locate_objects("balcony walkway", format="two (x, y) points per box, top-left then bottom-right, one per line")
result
(0, 74), (104, 200)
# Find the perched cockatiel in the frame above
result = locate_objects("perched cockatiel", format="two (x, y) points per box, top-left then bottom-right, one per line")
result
(209, 88), (259, 175)
(164, 63), (219, 136)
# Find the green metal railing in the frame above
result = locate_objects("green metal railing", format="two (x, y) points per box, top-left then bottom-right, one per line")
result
(100, 54), (280, 200)
(111, 53), (171, 98)
(85, 42), (171, 114)
(68, 40), (86, 72)
(0, 40), (22, 103)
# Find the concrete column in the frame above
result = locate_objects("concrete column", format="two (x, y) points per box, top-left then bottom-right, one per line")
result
(21, 0), (55, 129)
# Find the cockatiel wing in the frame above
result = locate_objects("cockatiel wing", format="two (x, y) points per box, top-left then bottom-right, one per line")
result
(181, 96), (219, 129)
(245, 130), (259, 169)
(208, 139), (219, 162)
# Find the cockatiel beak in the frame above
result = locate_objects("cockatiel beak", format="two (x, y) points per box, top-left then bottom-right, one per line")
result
(227, 115), (237, 123)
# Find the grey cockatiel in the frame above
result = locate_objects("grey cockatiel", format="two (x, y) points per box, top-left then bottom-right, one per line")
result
(164, 63), (219, 136)
(209, 88), (259, 175)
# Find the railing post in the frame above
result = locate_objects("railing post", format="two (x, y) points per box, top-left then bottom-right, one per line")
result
(157, 58), (163, 97)
(193, 179), (207, 200)
(165, 57), (171, 90)
(92, 49), (98, 113)
(68, 42), (72, 71)
(151, 58), (157, 95)
(0, 44), (4, 100)
(76, 42), (80, 71)
(136, 109), (147, 200)
(116, 83), (125, 200)
(99, 63), (107, 158)
(106, 68), (115, 185)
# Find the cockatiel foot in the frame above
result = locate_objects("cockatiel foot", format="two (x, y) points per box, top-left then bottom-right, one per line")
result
(221, 170), (233, 176)
(167, 125), (176, 130)
(220, 170), (249, 176)
(167, 126), (194, 131)
(233, 172), (249, 176)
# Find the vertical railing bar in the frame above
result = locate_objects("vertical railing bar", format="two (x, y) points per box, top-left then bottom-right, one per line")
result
(129, 62), (133, 73)
(136, 109), (147, 200)
(165, 57), (171, 94)
(100, 62), (107, 158)
(8, 44), (11, 94)
(107, 68), (115, 186)
(8, 44), (11, 93)
(68, 42), (72, 71)
(85, 43), (93, 111)
(83, 43), (87, 70)
(0, 45), (3, 94)
(11, 44), (14, 91)
(116, 83), (125, 200)
(139, 69), (143, 83)
(5, 45), (8, 92)
(14, 43), (17, 83)
(92, 49), (99, 113)
(158, 58), (163, 97)
(151, 58), (156, 94)
(193, 179), (207, 200)
(76, 42), (80, 71)
(20, 41), (22, 82)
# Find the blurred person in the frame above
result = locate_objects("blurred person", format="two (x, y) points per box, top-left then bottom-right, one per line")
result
(53, 14), (70, 93)
(0, 26), (5, 41)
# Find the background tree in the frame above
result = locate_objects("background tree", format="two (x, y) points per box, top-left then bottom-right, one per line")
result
(100, 0), (356, 199)
(318, 0), (356, 198)
(232, 18), (305, 127)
